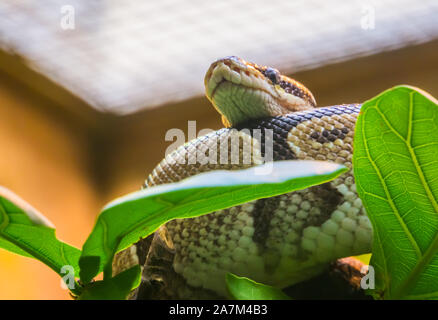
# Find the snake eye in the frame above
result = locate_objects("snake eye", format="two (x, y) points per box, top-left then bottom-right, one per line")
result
(264, 68), (280, 84)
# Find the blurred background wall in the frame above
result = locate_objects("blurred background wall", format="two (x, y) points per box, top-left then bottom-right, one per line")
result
(0, 0), (437, 299)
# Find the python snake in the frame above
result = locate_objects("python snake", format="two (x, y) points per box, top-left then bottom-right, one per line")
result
(113, 56), (373, 299)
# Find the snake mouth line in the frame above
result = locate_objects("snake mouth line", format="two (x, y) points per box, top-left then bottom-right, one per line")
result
(210, 77), (276, 103)
(209, 78), (228, 100)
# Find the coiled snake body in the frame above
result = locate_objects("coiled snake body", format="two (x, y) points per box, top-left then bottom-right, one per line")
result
(113, 56), (373, 299)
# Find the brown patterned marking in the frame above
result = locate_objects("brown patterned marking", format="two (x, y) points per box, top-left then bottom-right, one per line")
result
(136, 231), (178, 299)
(317, 136), (326, 144)
(309, 127), (350, 144)
(252, 196), (282, 248)
(136, 235), (154, 265)
(310, 131), (319, 139)
(331, 128), (340, 136)
(328, 134), (337, 142)
(304, 183), (343, 228)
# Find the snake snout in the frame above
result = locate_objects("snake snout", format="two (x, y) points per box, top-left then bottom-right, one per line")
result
(204, 56), (261, 100)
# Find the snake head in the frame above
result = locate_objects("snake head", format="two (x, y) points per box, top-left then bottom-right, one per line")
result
(204, 56), (316, 127)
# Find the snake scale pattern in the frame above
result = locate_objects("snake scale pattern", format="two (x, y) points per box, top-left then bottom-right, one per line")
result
(113, 56), (373, 299)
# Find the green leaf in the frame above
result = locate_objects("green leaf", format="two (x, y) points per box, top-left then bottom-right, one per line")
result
(79, 160), (347, 283)
(353, 86), (438, 299)
(0, 186), (82, 288)
(78, 265), (141, 300)
(226, 273), (292, 300)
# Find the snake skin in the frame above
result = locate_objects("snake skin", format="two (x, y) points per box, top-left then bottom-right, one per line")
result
(112, 103), (373, 299)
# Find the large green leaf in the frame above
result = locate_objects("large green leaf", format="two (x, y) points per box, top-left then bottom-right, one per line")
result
(79, 160), (347, 283)
(226, 273), (291, 300)
(354, 86), (438, 299)
(0, 187), (82, 289)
